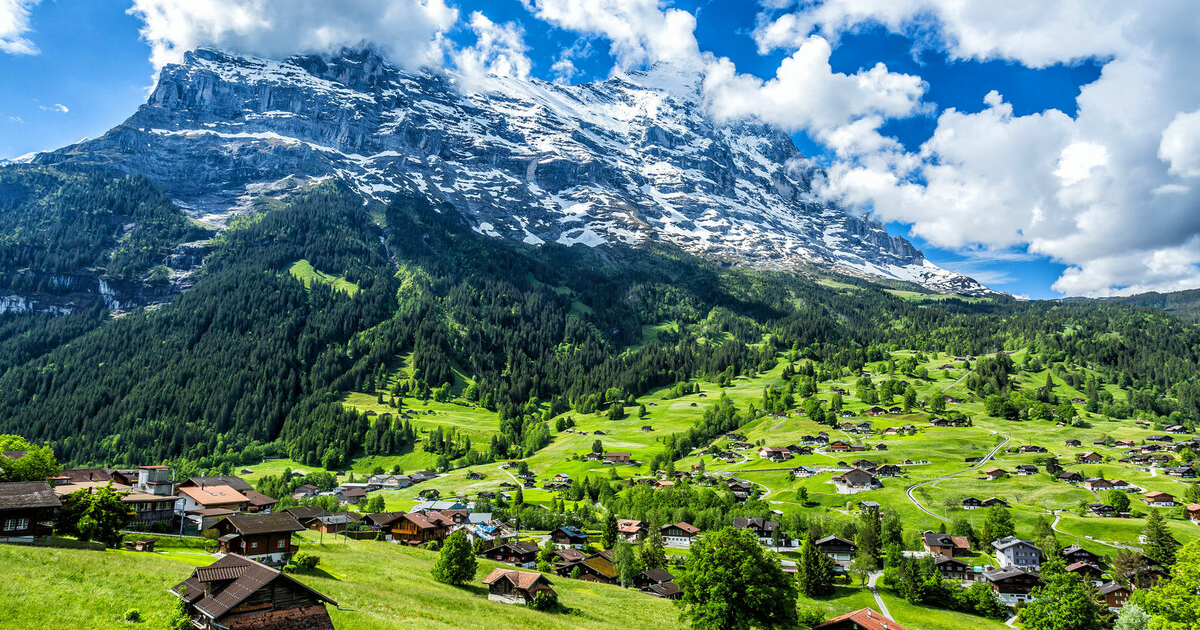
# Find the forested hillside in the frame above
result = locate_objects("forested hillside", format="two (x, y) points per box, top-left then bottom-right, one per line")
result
(1, 167), (1199, 471)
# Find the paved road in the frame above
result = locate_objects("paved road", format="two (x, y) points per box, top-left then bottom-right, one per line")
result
(867, 572), (891, 618)
(1049, 511), (1143, 552)
(904, 433), (1011, 522)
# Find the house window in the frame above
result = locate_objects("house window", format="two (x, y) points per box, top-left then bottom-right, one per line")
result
(249, 541), (259, 549)
(3, 518), (28, 532)
(277, 539), (287, 549)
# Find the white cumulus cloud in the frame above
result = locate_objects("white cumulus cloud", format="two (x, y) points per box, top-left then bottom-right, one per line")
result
(759, 0), (1200, 296)
(521, 0), (703, 71)
(128, 0), (458, 71)
(452, 12), (532, 91)
(0, 0), (39, 54)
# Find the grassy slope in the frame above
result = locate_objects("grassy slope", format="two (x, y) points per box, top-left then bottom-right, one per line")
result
(245, 343), (1198, 558)
(0, 533), (1014, 630)
(289, 259), (361, 296)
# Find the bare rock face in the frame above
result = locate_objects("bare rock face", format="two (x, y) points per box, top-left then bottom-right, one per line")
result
(34, 47), (995, 296)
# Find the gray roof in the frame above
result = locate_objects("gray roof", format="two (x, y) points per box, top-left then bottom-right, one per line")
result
(992, 536), (1040, 552)
(0, 481), (61, 510)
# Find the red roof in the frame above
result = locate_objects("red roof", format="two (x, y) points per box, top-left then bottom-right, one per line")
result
(815, 608), (907, 630)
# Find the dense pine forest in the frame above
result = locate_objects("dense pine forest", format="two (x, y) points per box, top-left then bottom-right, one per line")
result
(1, 166), (1199, 470)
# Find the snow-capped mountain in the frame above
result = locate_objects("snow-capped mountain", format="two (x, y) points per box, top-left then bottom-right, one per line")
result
(33, 48), (993, 296)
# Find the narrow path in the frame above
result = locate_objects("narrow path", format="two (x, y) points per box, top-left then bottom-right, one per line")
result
(867, 572), (891, 618)
(1049, 511), (1142, 552)
(1005, 614), (1018, 628)
(905, 433), (1010, 522)
(941, 369), (972, 393)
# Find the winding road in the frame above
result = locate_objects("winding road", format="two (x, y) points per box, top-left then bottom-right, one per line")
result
(904, 433), (1011, 522)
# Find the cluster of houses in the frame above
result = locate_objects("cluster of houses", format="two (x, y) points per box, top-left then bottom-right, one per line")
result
(921, 531), (1164, 610)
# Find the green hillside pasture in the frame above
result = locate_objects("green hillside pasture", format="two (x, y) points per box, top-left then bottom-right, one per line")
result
(288, 259), (360, 296)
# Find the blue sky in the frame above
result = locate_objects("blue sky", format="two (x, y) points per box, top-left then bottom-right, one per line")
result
(2, 0), (1197, 299)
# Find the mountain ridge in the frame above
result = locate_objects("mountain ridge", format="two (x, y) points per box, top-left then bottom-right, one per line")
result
(29, 47), (995, 296)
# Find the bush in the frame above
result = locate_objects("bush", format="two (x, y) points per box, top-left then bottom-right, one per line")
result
(527, 590), (559, 612)
(123, 608), (142, 623)
(291, 551), (320, 571)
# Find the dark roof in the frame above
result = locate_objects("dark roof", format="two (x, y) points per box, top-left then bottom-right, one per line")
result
(59, 468), (113, 483)
(640, 567), (675, 583)
(222, 513), (305, 536)
(363, 511), (406, 528)
(646, 582), (682, 597)
(554, 525), (588, 539)
(505, 541), (542, 555)
(814, 535), (854, 547)
(182, 476), (253, 492)
(0, 481), (61, 510)
(1098, 582), (1128, 595)
(243, 490), (278, 507)
(172, 554), (336, 621)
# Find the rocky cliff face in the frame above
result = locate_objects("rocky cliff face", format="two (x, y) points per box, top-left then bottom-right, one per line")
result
(33, 48), (994, 296)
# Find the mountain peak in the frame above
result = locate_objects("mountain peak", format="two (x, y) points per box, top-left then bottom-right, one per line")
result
(29, 47), (995, 296)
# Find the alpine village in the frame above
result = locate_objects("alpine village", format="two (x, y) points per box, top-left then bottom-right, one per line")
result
(2, 2), (1200, 630)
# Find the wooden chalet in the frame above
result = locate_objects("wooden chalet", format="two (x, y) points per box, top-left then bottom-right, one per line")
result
(172, 555), (337, 630)
(1062, 545), (1104, 567)
(633, 567), (675, 590)
(922, 531), (971, 557)
(1144, 491), (1176, 507)
(732, 517), (789, 546)
(934, 555), (975, 581)
(482, 568), (556, 605)
(0, 481), (60, 543)
(832, 468), (879, 490)
(556, 550), (619, 584)
(983, 567), (1042, 605)
(550, 525), (589, 548)
(483, 541), (540, 567)
(389, 512), (452, 545)
(661, 521), (700, 547)
(1098, 582), (1131, 611)
(1077, 451), (1103, 463)
(961, 496), (983, 510)
(213, 513), (305, 566)
(605, 452), (632, 464)
(1065, 561), (1104, 585)
(617, 519), (647, 541)
(177, 484), (250, 513)
(814, 535), (856, 566)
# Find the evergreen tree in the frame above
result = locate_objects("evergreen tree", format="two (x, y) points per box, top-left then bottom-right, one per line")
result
(641, 514), (667, 570)
(431, 530), (478, 586)
(797, 536), (835, 597)
(1143, 509), (1179, 567)
(602, 512), (618, 549)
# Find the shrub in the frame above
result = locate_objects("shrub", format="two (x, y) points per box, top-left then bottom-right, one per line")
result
(527, 590), (559, 612)
(123, 608), (142, 623)
(292, 551), (320, 571)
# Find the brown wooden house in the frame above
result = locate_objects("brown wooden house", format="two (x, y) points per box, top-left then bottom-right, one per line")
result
(389, 511), (451, 545)
(0, 481), (60, 543)
(213, 513), (305, 566)
(171, 554), (337, 630)
(556, 550), (619, 584)
(482, 541), (540, 567)
(482, 568), (556, 605)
